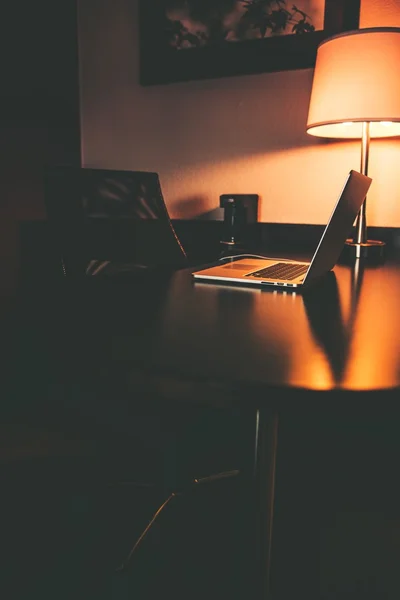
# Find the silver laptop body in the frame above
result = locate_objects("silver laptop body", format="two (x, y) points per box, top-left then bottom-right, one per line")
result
(192, 170), (372, 289)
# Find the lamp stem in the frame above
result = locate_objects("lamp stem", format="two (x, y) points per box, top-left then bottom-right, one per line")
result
(353, 121), (370, 245)
(345, 121), (384, 260)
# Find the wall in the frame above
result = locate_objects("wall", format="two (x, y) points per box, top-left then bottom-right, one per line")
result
(78, 0), (400, 225)
(0, 0), (81, 302)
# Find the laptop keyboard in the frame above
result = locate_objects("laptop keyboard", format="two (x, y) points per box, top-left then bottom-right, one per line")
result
(246, 262), (309, 281)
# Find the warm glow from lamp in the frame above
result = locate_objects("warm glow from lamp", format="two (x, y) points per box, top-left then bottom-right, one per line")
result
(307, 28), (400, 139)
(307, 28), (400, 260)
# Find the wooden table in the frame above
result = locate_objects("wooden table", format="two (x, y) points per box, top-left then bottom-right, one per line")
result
(5, 253), (400, 598)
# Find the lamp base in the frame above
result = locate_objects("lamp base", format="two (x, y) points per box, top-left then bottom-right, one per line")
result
(342, 238), (386, 261)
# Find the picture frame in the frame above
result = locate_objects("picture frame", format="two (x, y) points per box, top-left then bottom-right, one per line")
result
(139, 0), (361, 86)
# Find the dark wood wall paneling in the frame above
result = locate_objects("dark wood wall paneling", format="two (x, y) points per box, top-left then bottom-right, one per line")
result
(0, 0), (81, 303)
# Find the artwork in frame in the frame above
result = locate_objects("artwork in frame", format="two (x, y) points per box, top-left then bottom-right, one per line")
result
(139, 0), (361, 85)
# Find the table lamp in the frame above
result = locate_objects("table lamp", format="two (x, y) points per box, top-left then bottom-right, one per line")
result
(307, 27), (400, 260)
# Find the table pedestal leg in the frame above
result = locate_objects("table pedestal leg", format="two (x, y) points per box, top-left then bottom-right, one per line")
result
(252, 406), (279, 599)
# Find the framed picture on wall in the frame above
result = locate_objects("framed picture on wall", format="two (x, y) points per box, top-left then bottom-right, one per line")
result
(139, 0), (361, 85)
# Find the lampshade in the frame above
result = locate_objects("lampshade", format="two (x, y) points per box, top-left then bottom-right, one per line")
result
(307, 28), (400, 139)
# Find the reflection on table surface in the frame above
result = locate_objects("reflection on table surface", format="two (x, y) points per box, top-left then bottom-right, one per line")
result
(42, 258), (400, 395)
(149, 260), (400, 392)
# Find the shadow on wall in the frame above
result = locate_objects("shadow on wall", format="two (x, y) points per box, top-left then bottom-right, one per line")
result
(173, 195), (223, 220)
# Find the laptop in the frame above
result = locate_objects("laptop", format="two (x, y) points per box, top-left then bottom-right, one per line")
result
(192, 170), (372, 289)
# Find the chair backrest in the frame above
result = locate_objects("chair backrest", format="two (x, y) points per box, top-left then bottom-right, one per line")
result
(44, 167), (187, 277)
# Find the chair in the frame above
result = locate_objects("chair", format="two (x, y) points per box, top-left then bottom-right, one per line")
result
(43, 166), (188, 278)
(1, 166), (190, 596)
(2, 166), (243, 596)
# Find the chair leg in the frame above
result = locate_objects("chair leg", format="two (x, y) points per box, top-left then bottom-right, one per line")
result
(113, 406), (279, 599)
(115, 469), (240, 573)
